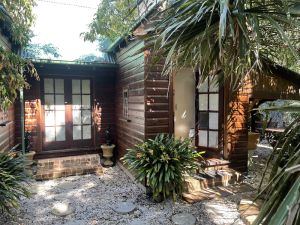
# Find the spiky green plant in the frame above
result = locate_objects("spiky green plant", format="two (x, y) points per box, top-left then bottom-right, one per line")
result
(145, 0), (300, 89)
(253, 101), (300, 225)
(122, 134), (204, 201)
(0, 152), (30, 215)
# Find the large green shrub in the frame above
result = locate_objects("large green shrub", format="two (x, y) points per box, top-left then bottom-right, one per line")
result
(122, 134), (203, 201)
(0, 152), (30, 215)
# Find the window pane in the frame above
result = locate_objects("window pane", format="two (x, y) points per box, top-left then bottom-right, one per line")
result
(209, 94), (219, 111)
(209, 131), (218, 148)
(56, 126), (65, 141)
(45, 127), (55, 142)
(209, 112), (219, 129)
(72, 95), (81, 109)
(55, 79), (64, 94)
(45, 110), (55, 126)
(72, 80), (81, 94)
(82, 95), (91, 109)
(197, 77), (208, 93)
(55, 94), (65, 110)
(82, 80), (90, 94)
(44, 94), (55, 110)
(55, 111), (65, 126)
(199, 94), (208, 110)
(198, 112), (209, 129)
(198, 130), (207, 147)
(82, 110), (91, 124)
(73, 125), (82, 140)
(73, 110), (81, 125)
(44, 78), (53, 93)
(82, 125), (91, 139)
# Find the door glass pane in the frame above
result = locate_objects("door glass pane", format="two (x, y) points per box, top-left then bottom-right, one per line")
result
(198, 112), (209, 129)
(44, 94), (55, 110)
(209, 131), (218, 148)
(82, 125), (91, 139)
(209, 78), (219, 92)
(198, 130), (207, 147)
(82, 80), (90, 94)
(197, 78), (208, 92)
(72, 95), (81, 109)
(209, 94), (219, 110)
(55, 111), (65, 125)
(45, 127), (55, 142)
(72, 80), (81, 94)
(44, 78), (53, 93)
(73, 125), (82, 140)
(199, 94), (208, 110)
(209, 112), (219, 129)
(56, 126), (66, 141)
(82, 110), (91, 124)
(45, 111), (55, 126)
(73, 110), (81, 124)
(55, 94), (65, 110)
(55, 79), (64, 94)
(82, 95), (90, 109)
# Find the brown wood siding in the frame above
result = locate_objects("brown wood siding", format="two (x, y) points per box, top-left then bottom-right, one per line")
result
(144, 53), (173, 139)
(115, 40), (145, 159)
(0, 107), (15, 152)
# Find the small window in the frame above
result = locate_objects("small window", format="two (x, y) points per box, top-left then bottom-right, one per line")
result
(123, 89), (129, 119)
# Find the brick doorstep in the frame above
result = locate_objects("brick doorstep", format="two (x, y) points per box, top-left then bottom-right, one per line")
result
(35, 154), (102, 180)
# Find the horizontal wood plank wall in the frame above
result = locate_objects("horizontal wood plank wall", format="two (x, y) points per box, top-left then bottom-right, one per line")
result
(144, 53), (173, 139)
(115, 40), (145, 160)
(0, 107), (15, 152)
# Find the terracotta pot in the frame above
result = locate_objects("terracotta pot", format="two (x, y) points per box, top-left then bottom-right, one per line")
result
(101, 144), (115, 166)
(248, 132), (260, 150)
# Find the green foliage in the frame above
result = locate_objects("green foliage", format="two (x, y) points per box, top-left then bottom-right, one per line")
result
(76, 54), (104, 63)
(0, 152), (30, 215)
(23, 43), (61, 59)
(1, 0), (36, 46)
(82, 0), (138, 44)
(122, 134), (204, 201)
(0, 47), (38, 111)
(146, 0), (300, 89)
(254, 102), (300, 225)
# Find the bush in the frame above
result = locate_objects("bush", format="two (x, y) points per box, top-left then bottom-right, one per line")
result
(0, 152), (30, 215)
(122, 134), (203, 201)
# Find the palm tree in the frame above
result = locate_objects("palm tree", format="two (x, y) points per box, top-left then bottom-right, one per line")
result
(146, 1), (300, 224)
(148, 0), (300, 88)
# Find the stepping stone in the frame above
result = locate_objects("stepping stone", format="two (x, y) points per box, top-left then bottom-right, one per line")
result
(130, 219), (151, 225)
(63, 220), (86, 225)
(58, 182), (75, 190)
(51, 202), (74, 216)
(172, 213), (196, 225)
(113, 201), (137, 214)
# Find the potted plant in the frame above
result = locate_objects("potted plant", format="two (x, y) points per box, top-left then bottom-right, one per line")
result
(122, 134), (204, 202)
(101, 127), (115, 167)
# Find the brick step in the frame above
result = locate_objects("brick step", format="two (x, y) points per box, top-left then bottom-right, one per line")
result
(195, 158), (231, 171)
(35, 154), (102, 180)
(183, 183), (254, 203)
(184, 168), (242, 193)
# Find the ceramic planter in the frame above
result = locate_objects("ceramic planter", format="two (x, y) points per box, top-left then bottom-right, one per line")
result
(101, 144), (115, 166)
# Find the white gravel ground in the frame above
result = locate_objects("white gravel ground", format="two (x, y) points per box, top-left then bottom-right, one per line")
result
(1, 165), (245, 225)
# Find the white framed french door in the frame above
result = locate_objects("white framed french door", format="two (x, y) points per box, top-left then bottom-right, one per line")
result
(42, 77), (93, 150)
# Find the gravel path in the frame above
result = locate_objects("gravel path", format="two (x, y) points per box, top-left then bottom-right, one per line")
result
(1, 165), (245, 225)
